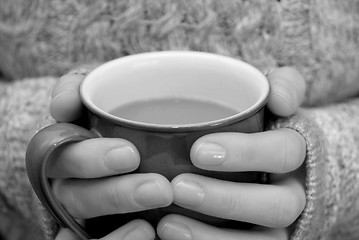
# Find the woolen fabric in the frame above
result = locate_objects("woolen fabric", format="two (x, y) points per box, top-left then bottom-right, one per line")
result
(0, 0), (359, 239)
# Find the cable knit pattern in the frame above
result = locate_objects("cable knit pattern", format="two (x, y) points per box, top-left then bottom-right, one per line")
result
(1, 0), (359, 239)
(0, 0), (282, 77)
(1, 0), (359, 105)
(307, 0), (359, 105)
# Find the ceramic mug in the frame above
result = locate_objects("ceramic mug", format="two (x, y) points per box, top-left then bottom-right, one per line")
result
(26, 51), (270, 239)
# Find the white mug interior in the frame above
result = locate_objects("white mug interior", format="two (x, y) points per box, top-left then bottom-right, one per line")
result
(80, 51), (269, 129)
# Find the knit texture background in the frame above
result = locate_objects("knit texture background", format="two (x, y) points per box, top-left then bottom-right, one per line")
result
(1, 0), (359, 239)
(0, 78), (57, 240)
(0, 0), (359, 105)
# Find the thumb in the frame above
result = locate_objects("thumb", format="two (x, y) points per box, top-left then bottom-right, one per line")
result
(50, 73), (84, 122)
(266, 67), (306, 117)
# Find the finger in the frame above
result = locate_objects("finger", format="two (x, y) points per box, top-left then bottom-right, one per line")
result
(50, 73), (84, 122)
(101, 219), (155, 240)
(47, 138), (140, 178)
(52, 173), (173, 219)
(171, 174), (306, 228)
(267, 67), (306, 117)
(158, 215), (288, 240)
(191, 128), (306, 173)
(55, 220), (155, 240)
(55, 228), (79, 240)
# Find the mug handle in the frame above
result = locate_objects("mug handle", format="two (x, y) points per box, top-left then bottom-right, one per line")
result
(26, 123), (98, 240)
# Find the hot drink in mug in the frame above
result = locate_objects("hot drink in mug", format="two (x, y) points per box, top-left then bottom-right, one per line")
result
(26, 51), (270, 239)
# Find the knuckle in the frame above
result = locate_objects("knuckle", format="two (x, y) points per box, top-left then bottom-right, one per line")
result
(54, 181), (85, 218)
(268, 191), (302, 228)
(71, 161), (89, 178)
(65, 195), (85, 218)
(106, 182), (128, 214)
(280, 133), (292, 173)
(219, 192), (243, 218)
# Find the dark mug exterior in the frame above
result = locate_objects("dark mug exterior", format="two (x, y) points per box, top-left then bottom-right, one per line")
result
(25, 51), (270, 240)
(84, 106), (267, 238)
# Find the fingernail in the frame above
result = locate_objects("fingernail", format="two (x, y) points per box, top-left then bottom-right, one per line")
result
(173, 179), (204, 207)
(193, 142), (226, 165)
(134, 180), (169, 207)
(52, 89), (72, 100)
(124, 225), (153, 240)
(50, 91), (81, 122)
(159, 222), (192, 240)
(104, 146), (138, 172)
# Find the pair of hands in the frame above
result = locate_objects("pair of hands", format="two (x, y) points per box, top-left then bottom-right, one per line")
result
(50, 67), (307, 240)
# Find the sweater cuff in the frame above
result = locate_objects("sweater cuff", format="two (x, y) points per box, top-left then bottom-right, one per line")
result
(268, 110), (338, 240)
(269, 98), (359, 239)
(0, 77), (59, 239)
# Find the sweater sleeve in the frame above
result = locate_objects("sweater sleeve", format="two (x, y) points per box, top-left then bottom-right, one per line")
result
(268, 97), (359, 240)
(0, 64), (102, 240)
(0, 77), (58, 240)
(2, 72), (359, 240)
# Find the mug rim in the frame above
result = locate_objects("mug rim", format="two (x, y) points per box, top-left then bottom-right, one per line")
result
(80, 51), (270, 132)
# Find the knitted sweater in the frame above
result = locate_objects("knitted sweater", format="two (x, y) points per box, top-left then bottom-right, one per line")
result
(0, 0), (359, 239)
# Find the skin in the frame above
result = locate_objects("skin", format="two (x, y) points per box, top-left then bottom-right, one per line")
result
(50, 67), (307, 240)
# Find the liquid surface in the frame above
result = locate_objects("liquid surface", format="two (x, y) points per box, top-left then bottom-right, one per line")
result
(109, 98), (238, 125)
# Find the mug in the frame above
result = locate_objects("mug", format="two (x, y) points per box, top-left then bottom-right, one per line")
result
(26, 51), (270, 239)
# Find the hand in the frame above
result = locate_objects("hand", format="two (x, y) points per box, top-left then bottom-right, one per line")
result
(50, 73), (173, 240)
(55, 220), (154, 240)
(157, 67), (307, 240)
